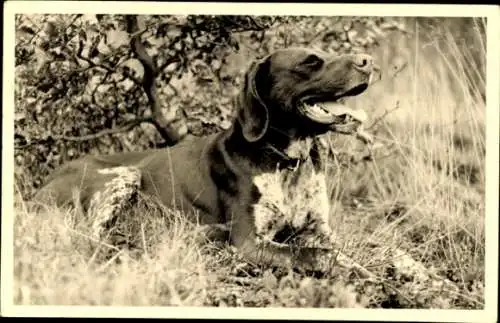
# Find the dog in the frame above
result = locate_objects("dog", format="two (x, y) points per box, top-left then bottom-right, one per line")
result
(34, 47), (377, 273)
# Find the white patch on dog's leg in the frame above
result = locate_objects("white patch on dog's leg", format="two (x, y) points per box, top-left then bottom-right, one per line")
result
(251, 171), (289, 242)
(284, 160), (334, 248)
(88, 166), (142, 239)
(311, 172), (333, 240)
(250, 160), (336, 272)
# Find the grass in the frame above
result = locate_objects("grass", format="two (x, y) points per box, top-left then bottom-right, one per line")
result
(11, 19), (486, 309)
(14, 195), (218, 306)
(322, 19), (486, 308)
(14, 192), (369, 308)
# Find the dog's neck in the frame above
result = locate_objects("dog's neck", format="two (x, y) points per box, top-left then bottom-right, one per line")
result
(262, 142), (303, 170)
(222, 122), (311, 171)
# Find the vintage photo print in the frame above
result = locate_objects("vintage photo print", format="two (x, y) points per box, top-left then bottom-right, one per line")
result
(2, 1), (499, 322)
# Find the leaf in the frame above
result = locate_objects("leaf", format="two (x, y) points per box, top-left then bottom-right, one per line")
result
(97, 39), (111, 56)
(78, 29), (87, 41)
(15, 112), (26, 122)
(18, 25), (36, 36)
(44, 21), (57, 38)
(105, 29), (130, 50)
(34, 46), (51, 73)
(262, 269), (278, 290)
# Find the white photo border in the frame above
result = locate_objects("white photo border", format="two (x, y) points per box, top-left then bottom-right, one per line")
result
(2, 2), (499, 322)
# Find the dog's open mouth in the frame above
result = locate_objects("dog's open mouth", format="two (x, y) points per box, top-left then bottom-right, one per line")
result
(298, 83), (369, 134)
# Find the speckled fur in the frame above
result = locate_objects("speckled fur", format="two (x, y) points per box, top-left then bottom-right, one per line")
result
(252, 137), (334, 248)
(88, 166), (142, 238)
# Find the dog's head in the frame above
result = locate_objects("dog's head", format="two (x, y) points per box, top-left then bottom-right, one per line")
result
(237, 47), (377, 143)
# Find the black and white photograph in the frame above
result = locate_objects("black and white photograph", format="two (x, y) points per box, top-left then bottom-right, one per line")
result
(2, 1), (498, 321)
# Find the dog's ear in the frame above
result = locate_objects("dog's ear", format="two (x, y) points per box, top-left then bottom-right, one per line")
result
(237, 55), (271, 142)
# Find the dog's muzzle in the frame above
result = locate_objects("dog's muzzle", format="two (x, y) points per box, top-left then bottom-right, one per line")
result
(297, 59), (380, 136)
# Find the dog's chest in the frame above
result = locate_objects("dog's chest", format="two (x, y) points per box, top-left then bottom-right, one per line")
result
(251, 157), (332, 246)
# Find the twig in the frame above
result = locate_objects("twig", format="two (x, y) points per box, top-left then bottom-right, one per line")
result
(22, 15), (43, 44)
(90, 71), (111, 105)
(75, 47), (115, 73)
(73, 40), (143, 89)
(219, 276), (260, 287)
(157, 56), (181, 73)
(58, 117), (152, 142)
(365, 101), (400, 131)
(332, 249), (377, 280)
(59, 223), (124, 254)
(96, 250), (125, 273)
(130, 27), (148, 39)
(141, 223), (149, 259)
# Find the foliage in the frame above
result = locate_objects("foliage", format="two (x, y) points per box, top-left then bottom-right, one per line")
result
(14, 14), (278, 194)
(14, 14), (406, 197)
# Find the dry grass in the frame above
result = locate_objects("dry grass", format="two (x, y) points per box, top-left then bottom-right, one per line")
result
(14, 195), (216, 306)
(12, 19), (486, 309)
(323, 19), (486, 308)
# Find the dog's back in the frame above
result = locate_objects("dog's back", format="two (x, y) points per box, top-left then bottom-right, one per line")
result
(33, 134), (221, 223)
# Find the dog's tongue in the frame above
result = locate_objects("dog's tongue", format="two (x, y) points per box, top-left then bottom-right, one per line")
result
(320, 101), (368, 124)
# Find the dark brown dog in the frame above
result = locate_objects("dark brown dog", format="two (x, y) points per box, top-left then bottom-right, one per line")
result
(34, 47), (376, 272)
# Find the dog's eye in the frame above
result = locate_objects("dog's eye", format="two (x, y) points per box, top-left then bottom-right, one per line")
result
(301, 54), (324, 70)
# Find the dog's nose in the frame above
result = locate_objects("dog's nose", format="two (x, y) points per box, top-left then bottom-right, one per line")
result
(351, 54), (374, 74)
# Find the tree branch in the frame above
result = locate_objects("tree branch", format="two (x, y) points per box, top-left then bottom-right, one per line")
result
(157, 55), (181, 73)
(72, 39), (145, 91)
(14, 117), (153, 149)
(126, 15), (186, 146)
